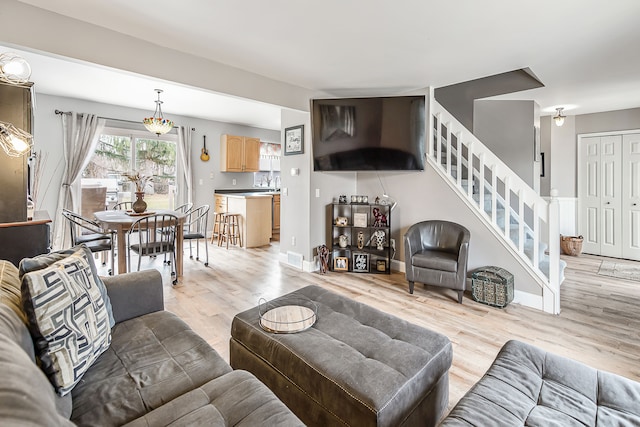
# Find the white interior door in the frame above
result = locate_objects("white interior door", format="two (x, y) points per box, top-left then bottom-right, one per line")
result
(623, 133), (640, 260)
(599, 135), (622, 258)
(579, 136), (601, 255)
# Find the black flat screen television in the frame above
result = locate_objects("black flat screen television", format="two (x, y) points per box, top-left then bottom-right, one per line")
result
(311, 95), (425, 171)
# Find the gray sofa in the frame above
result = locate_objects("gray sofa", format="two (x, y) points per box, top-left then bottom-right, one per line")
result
(0, 252), (303, 426)
(440, 340), (640, 426)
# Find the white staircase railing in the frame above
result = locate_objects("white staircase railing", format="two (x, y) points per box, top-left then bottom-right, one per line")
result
(427, 91), (561, 314)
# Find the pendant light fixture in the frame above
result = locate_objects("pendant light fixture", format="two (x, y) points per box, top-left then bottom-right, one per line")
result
(0, 52), (32, 85)
(0, 120), (33, 157)
(143, 89), (174, 136)
(553, 107), (566, 127)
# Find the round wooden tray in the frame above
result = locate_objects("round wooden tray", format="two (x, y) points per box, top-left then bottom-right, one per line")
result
(125, 211), (156, 216)
(259, 297), (317, 333)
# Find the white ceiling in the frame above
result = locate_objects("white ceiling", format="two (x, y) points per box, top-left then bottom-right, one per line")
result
(5, 0), (640, 130)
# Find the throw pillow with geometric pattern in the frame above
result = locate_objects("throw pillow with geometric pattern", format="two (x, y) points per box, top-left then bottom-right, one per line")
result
(21, 248), (112, 396)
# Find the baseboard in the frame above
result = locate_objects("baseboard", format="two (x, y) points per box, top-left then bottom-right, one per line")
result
(513, 290), (543, 311)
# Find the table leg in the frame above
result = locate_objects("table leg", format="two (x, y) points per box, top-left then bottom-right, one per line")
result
(176, 220), (184, 277)
(116, 227), (127, 275)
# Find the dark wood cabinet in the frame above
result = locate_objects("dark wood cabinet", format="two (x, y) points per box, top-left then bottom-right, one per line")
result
(0, 81), (33, 223)
(0, 211), (51, 266)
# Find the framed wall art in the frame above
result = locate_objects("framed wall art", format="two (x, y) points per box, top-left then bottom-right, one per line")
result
(353, 213), (368, 228)
(284, 124), (304, 155)
(333, 256), (349, 271)
(352, 252), (369, 273)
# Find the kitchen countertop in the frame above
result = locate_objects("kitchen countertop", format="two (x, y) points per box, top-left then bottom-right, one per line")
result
(215, 189), (280, 197)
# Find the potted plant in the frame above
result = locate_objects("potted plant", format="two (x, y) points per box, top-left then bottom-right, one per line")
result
(123, 172), (153, 213)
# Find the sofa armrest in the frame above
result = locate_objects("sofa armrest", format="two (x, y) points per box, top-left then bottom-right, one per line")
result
(101, 269), (164, 324)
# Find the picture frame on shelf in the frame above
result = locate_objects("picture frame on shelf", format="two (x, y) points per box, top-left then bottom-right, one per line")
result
(333, 256), (349, 271)
(353, 253), (369, 273)
(284, 124), (304, 155)
(353, 213), (368, 228)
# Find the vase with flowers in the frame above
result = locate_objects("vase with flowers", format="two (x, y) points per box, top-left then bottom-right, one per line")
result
(123, 172), (153, 213)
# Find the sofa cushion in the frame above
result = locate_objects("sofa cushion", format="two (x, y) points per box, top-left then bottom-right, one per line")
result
(412, 249), (458, 272)
(21, 248), (112, 396)
(122, 370), (304, 427)
(19, 244), (115, 327)
(1, 260), (27, 323)
(440, 340), (640, 426)
(0, 304), (75, 426)
(71, 310), (233, 427)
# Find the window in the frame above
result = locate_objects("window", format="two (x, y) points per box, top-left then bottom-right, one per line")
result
(82, 127), (178, 210)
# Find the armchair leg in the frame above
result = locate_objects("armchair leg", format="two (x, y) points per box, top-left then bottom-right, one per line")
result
(408, 281), (415, 294)
(457, 290), (464, 304)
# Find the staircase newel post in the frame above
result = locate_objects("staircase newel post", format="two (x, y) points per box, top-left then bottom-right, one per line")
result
(547, 189), (561, 315)
(427, 87), (435, 160)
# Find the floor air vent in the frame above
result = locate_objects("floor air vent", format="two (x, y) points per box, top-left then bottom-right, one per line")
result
(287, 251), (303, 269)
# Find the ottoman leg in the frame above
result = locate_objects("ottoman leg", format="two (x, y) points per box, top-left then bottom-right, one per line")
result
(409, 281), (415, 294)
(457, 290), (463, 304)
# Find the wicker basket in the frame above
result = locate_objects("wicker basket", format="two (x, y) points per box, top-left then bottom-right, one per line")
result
(560, 235), (584, 256)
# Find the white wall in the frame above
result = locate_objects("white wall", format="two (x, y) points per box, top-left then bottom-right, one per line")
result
(473, 100), (539, 189)
(32, 93), (280, 232)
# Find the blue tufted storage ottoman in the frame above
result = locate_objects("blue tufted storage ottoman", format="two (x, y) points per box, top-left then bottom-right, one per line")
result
(230, 285), (452, 426)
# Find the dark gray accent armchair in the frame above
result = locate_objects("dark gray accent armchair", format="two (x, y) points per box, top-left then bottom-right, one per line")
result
(404, 220), (470, 303)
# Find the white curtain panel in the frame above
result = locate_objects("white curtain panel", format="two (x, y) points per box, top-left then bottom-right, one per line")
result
(52, 112), (105, 250)
(177, 126), (193, 206)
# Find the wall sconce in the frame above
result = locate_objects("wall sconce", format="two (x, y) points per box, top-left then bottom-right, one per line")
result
(0, 120), (33, 157)
(553, 107), (566, 127)
(0, 52), (32, 85)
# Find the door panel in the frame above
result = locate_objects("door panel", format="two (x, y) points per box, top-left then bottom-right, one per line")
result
(623, 133), (640, 260)
(599, 136), (622, 257)
(579, 137), (601, 255)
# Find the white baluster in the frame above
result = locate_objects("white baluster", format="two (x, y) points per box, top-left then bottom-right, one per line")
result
(479, 153), (485, 214)
(532, 202), (540, 268)
(518, 189), (524, 253)
(546, 189), (561, 314)
(504, 176), (511, 240)
(467, 142), (474, 200)
(456, 131), (462, 188)
(491, 164), (497, 227)
(446, 122), (452, 177)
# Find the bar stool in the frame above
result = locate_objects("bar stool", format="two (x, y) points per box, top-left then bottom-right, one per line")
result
(210, 211), (225, 244)
(219, 213), (242, 249)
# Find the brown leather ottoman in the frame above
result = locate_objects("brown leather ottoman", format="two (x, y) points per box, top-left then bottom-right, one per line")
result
(230, 285), (452, 426)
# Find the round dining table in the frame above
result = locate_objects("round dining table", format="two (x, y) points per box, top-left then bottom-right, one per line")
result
(93, 209), (187, 277)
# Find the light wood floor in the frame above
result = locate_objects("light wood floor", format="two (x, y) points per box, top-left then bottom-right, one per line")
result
(104, 241), (640, 411)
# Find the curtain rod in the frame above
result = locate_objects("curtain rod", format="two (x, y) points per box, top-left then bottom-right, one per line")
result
(54, 110), (194, 131)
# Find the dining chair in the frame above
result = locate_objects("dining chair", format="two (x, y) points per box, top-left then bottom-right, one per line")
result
(183, 204), (210, 266)
(175, 202), (193, 215)
(61, 209), (115, 275)
(112, 201), (133, 211)
(127, 213), (178, 285)
(157, 202), (192, 264)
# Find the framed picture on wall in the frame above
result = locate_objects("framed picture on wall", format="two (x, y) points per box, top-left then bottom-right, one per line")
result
(333, 256), (349, 271)
(352, 252), (369, 273)
(284, 124), (304, 155)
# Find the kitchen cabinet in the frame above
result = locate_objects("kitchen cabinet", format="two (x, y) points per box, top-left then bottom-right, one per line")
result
(220, 134), (260, 172)
(214, 194), (227, 214)
(272, 194), (280, 231)
(0, 82), (32, 222)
